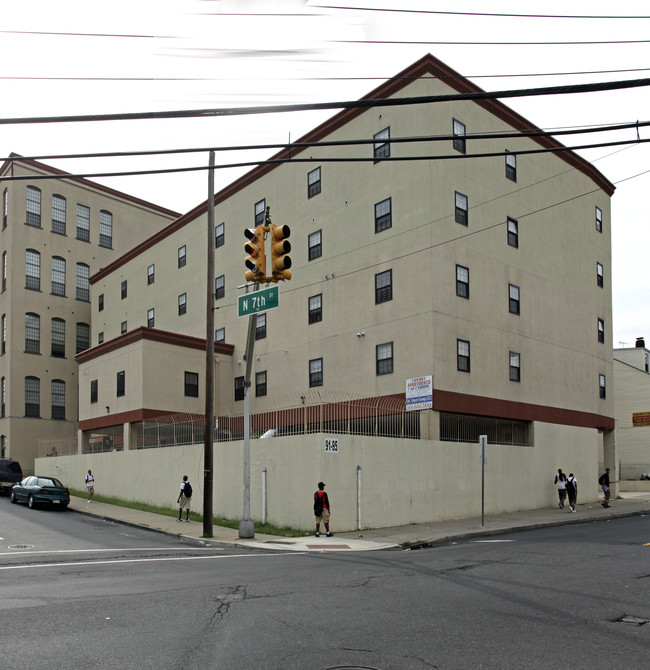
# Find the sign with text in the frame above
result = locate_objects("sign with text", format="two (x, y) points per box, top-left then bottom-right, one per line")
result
(632, 411), (650, 427)
(406, 375), (433, 411)
(324, 437), (339, 453)
(238, 285), (279, 317)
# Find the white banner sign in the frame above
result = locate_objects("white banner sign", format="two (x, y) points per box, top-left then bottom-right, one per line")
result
(405, 375), (433, 411)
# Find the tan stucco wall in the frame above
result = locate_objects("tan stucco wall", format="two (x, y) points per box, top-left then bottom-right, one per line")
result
(613, 358), (650, 478)
(36, 422), (601, 531)
(86, 71), (613, 422)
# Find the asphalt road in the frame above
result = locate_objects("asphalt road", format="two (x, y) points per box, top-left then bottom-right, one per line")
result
(1, 496), (648, 670)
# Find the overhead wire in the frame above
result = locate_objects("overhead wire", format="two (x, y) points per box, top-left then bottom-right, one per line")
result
(312, 6), (650, 20)
(1, 118), (647, 167)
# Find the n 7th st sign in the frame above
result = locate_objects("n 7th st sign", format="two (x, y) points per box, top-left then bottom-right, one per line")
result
(238, 285), (279, 317)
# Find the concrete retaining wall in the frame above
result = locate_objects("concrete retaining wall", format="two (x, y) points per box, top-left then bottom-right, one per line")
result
(36, 422), (603, 532)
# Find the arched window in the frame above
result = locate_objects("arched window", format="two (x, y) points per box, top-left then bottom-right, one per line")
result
(25, 313), (40, 354)
(51, 318), (65, 357)
(51, 380), (65, 420)
(51, 257), (66, 296)
(76, 322), (90, 354)
(26, 186), (41, 227)
(99, 210), (113, 248)
(76, 263), (90, 301)
(26, 249), (41, 291)
(52, 195), (66, 235)
(25, 376), (40, 417)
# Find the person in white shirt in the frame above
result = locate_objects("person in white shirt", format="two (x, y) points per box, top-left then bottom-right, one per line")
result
(554, 468), (567, 509)
(85, 470), (95, 503)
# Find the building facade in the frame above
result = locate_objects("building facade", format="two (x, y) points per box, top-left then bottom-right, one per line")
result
(613, 338), (650, 479)
(74, 55), (616, 512)
(0, 155), (179, 472)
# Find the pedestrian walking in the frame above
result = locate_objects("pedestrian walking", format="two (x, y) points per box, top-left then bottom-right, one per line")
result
(314, 481), (332, 537)
(566, 473), (578, 512)
(554, 468), (567, 509)
(85, 469), (95, 503)
(177, 475), (192, 523)
(599, 468), (612, 508)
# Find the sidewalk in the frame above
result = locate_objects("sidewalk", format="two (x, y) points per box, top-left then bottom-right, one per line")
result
(68, 492), (650, 553)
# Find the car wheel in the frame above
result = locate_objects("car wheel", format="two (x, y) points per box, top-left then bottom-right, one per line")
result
(28, 495), (36, 509)
(60, 504), (68, 510)
(9, 491), (17, 504)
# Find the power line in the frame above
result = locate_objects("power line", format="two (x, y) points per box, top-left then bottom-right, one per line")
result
(5, 119), (649, 166)
(0, 77), (649, 126)
(314, 5), (650, 19)
(3, 136), (649, 183)
(340, 39), (650, 46)
(2, 67), (650, 83)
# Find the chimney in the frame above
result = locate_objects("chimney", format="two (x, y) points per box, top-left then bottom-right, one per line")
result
(636, 337), (645, 348)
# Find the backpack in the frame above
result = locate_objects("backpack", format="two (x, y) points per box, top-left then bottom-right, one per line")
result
(183, 482), (193, 498)
(313, 491), (324, 516)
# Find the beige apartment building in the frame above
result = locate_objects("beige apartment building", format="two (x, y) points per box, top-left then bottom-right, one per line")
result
(613, 338), (650, 480)
(0, 154), (179, 472)
(69, 54), (617, 523)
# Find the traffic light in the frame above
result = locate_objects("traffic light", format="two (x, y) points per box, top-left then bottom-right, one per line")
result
(269, 224), (292, 281)
(244, 226), (266, 282)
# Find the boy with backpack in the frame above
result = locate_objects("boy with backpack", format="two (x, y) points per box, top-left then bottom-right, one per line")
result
(313, 481), (332, 537)
(565, 473), (578, 512)
(177, 475), (193, 522)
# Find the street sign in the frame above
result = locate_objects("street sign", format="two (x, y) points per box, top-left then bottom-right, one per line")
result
(238, 285), (279, 317)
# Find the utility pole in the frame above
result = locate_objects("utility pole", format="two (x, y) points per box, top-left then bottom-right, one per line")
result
(239, 310), (257, 539)
(203, 151), (215, 538)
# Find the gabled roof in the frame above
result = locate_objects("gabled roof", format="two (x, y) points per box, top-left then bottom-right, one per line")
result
(0, 153), (180, 218)
(91, 52), (615, 284)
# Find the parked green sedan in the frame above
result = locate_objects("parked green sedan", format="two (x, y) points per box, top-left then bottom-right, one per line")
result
(10, 476), (70, 509)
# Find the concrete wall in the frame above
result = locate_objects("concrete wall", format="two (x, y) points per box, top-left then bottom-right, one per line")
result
(36, 422), (602, 532)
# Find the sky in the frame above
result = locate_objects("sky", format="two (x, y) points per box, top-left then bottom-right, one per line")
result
(2, 0), (649, 348)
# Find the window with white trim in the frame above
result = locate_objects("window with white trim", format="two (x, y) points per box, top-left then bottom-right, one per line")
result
(457, 339), (470, 372)
(308, 167), (321, 198)
(373, 127), (390, 160)
(76, 204), (90, 242)
(509, 351), (521, 382)
(456, 265), (469, 299)
(309, 358), (323, 387)
(26, 186), (41, 227)
(453, 119), (466, 153)
(52, 195), (66, 235)
(376, 342), (393, 375)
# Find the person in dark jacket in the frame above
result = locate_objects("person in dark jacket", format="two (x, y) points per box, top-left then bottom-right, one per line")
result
(599, 468), (611, 508)
(554, 469), (567, 509)
(314, 482), (332, 537)
(566, 473), (578, 512)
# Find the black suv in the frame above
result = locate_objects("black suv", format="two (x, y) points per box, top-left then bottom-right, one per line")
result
(0, 459), (23, 495)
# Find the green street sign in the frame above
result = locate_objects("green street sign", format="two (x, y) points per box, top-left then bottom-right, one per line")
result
(238, 285), (279, 317)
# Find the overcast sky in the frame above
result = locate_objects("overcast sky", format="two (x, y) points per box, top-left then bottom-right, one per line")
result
(2, 0), (649, 347)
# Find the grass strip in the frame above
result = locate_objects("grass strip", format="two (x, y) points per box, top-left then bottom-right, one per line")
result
(69, 488), (305, 537)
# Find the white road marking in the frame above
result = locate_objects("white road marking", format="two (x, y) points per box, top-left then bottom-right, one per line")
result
(471, 539), (514, 543)
(0, 547), (220, 557)
(0, 552), (304, 571)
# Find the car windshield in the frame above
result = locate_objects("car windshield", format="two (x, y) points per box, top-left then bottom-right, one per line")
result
(35, 477), (64, 488)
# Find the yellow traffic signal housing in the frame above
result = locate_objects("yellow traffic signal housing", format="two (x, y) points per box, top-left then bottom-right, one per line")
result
(270, 224), (292, 281)
(244, 226), (266, 282)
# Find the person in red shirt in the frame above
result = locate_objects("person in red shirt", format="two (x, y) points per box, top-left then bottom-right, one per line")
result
(314, 481), (332, 537)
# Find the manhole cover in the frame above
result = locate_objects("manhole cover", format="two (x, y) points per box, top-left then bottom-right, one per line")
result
(9, 544), (34, 550)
